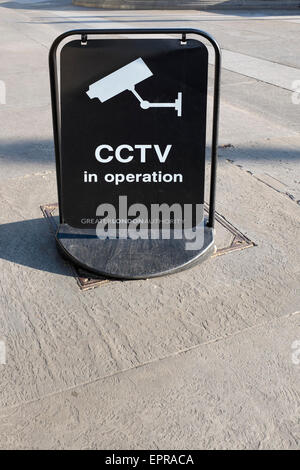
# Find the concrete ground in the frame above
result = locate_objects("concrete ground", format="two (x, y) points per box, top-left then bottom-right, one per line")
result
(0, 0), (299, 450)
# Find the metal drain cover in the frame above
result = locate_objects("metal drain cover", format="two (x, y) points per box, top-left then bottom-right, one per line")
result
(41, 203), (255, 290)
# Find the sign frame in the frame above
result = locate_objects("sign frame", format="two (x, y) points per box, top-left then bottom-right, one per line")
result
(49, 29), (221, 279)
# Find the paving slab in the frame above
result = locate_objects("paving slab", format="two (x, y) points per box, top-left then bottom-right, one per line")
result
(220, 136), (300, 202)
(213, 68), (300, 133)
(200, 17), (300, 68)
(0, 160), (299, 411)
(0, 2), (299, 450)
(0, 311), (299, 449)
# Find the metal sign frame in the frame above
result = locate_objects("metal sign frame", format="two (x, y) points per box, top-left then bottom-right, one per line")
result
(49, 28), (221, 230)
(48, 29), (221, 279)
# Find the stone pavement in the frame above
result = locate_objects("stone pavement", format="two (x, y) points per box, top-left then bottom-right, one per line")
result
(0, 1), (299, 449)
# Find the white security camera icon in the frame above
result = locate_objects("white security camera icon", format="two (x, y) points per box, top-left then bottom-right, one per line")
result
(86, 57), (182, 117)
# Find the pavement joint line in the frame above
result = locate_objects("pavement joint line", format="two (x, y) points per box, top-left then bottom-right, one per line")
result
(221, 47), (300, 73)
(225, 160), (300, 206)
(206, 47), (300, 92)
(252, 175), (299, 204)
(219, 95), (300, 136)
(0, 310), (299, 415)
(219, 73), (297, 94)
(2, 12), (50, 51)
(208, 79), (254, 90)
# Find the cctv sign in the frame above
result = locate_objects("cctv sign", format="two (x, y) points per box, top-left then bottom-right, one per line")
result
(60, 39), (208, 229)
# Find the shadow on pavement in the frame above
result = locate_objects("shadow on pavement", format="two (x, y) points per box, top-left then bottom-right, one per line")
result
(0, 0), (77, 11)
(0, 139), (54, 164)
(0, 216), (74, 276)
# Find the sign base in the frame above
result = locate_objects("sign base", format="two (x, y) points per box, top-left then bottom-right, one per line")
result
(56, 219), (215, 280)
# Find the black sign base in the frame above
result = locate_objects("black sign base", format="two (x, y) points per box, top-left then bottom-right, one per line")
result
(56, 219), (214, 280)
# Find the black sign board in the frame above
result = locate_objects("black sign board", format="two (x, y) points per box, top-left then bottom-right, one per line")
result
(60, 39), (207, 229)
(49, 29), (221, 279)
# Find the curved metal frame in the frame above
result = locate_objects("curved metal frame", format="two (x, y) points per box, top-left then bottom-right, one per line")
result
(49, 28), (221, 228)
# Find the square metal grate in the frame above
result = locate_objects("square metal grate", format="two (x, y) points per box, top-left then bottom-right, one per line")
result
(41, 203), (255, 291)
